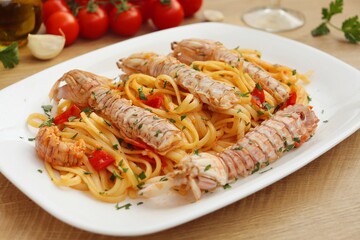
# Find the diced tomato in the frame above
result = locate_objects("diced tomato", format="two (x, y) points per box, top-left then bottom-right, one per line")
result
(123, 135), (152, 150)
(88, 149), (115, 171)
(142, 93), (164, 108)
(281, 91), (297, 110)
(53, 104), (81, 125)
(294, 135), (307, 148)
(251, 83), (265, 107)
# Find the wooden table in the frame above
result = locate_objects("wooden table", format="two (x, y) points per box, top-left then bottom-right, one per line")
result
(1, 0), (359, 239)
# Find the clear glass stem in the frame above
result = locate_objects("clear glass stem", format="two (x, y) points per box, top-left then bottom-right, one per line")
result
(242, 0), (305, 32)
(269, 0), (281, 8)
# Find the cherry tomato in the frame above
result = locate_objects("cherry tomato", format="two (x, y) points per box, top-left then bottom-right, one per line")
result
(251, 83), (265, 107)
(97, 0), (113, 14)
(77, 3), (109, 39)
(177, 0), (202, 17)
(129, 0), (156, 23)
(53, 104), (81, 125)
(42, 0), (70, 24)
(151, 0), (184, 30)
(89, 149), (115, 171)
(142, 93), (164, 108)
(46, 11), (80, 46)
(74, 0), (89, 6)
(280, 91), (297, 110)
(109, 2), (142, 37)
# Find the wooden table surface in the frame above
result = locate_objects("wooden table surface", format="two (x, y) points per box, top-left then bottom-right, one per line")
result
(1, 0), (359, 239)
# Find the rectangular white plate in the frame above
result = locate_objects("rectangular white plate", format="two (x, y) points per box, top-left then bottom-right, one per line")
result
(1, 23), (360, 236)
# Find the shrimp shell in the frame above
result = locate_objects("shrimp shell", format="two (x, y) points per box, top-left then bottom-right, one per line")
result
(89, 86), (183, 153)
(117, 52), (241, 110)
(220, 104), (319, 179)
(50, 69), (183, 153)
(171, 38), (290, 103)
(35, 126), (86, 167)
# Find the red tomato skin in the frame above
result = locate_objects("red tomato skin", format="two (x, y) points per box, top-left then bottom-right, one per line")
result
(177, 0), (202, 17)
(45, 11), (80, 46)
(77, 7), (109, 39)
(109, 5), (142, 37)
(89, 150), (115, 171)
(53, 105), (82, 125)
(251, 84), (265, 107)
(280, 91), (297, 110)
(142, 93), (164, 108)
(151, 0), (184, 30)
(42, 0), (70, 24)
(97, 0), (113, 14)
(128, 0), (156, 23)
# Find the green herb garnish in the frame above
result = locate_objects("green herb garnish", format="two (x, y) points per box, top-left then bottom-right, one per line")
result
(138, 86), (147, 100)
(311, 0), (360, 43)
(0, 42), (19, 69)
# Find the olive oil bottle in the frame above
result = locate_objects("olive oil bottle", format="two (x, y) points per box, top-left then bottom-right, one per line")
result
(0, 0), (42, 46)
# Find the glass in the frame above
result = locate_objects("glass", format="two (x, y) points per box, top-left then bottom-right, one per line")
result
(242, 0), (305, 32)
(0, 0), (42, 46)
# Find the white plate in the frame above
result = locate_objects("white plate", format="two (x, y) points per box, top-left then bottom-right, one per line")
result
(1, 22), (360, 236)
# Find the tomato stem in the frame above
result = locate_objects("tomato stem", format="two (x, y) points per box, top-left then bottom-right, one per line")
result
(86, 0), (99, 13)
(160, 0), (171, 5)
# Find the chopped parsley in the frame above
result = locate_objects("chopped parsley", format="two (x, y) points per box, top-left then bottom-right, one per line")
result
(104, 119), (112, 126)
(138, 86), (147, 100)
(28, 137), (36, 141)
(160, 176), (168, 182)
(37, 169), (43, 173)
(223, 183), (231, 189)
(180, 114), (187, 121)
(71, 133), (78, 140)
(235, 91), (250, 97)
(138, 171), (146, 180)
(154, 130), (162, 137)
(68, 116), (77, 122)
(204, 164), (211, 171)
(115, 203), (132, 210)
(110, 171), (122, 181)
(251, 162), (261, 174)
(255, 83), (263, 91)
(41, 105), (53, 117)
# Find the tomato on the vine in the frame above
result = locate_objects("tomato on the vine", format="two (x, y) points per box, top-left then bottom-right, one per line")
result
(109, 2), (142, 37)
(177, 0), (202, 17)
(45, 11), (80, 46)
(151, 0), (184, 30)
(129, 0), (156, 23)
(97, 0), (113, 14)
(77, 2), (109, 39)
(42, 0), (70, 24)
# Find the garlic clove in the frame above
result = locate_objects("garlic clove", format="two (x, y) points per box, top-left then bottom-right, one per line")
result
(203, 9), (224, 22)
(27, 34), (65, 60)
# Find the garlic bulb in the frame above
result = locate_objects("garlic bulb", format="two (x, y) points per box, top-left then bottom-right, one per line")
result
(203, 9), (224, 22)
(27, 34), (65, 60)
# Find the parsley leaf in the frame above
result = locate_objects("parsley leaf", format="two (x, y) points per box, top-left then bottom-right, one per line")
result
(0, 42), (19, 69)
(342, 16), (360, 43)
(311, 22), (330, 36)
(311, 0), (359, 43)
(322, 0), (343, 21)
